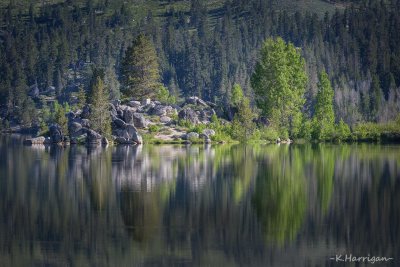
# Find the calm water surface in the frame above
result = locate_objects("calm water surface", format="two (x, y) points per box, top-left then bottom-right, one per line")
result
(0, 135), (399, 266)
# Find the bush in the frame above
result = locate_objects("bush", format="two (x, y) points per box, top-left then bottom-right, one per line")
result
(260, 127), (279, 141)
(189, 123), (207, 134)
(353, 122), (381, 141)
(211, 131), (235, 143)
(157, 85), (176, 105)
(177, 119), (193, 128)
(210, 123), (235, 143)
(334, 119), (351, 141)
(279, 128), (289, 140)
(148, 124), (161, 133)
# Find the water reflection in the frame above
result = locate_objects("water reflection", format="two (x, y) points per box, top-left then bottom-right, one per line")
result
(252, 146), (307, 245)
(0, 136), (399, 266)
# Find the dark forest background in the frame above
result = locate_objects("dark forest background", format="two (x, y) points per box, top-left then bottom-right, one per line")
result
(1, 0), (400, 125)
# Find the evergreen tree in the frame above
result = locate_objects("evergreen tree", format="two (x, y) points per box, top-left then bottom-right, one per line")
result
(336, 118), (351, 141)
(231, 83), (244, 107)
(251, 37), (308, 137)
(231, 95), (256, 141)
(312, 70), (335, 140)
(88, 74), (111, 136)
(76, 86), (87, 109)
(19, 98), (37, 126)
(87, 68), (105, 103)
(370, 74), (384, 121)
(53, 102), (68, 134)
(120, 34), (161, 99)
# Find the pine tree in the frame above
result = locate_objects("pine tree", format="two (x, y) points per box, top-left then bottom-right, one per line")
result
(87, 68), (105, 103)
(312, 71), (335, 140)
(251, 37), (308, 137)
(231, 96), (256, 141)
(370, 74), (383, 121)
(88, 75), (111, 136)
(53, 101), (68, 134)
(76, 86), (87, 109)
(120, 34), (161, 100)
(231, 83), (244, 107)
(336, 119), (351, 141)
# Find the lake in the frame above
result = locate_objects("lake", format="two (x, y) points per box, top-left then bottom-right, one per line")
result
(0, 135), (399, 266)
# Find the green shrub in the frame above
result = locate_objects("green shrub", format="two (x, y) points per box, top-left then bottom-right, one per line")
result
(353, 122), (381, 141)
(148, 124), (161, 133)
(177, 119), (193, 128)
(189, 124), (207, 134)
(299, 119), (312, 140)
(260, 127), (279, 141)
(334, 119), (351, 141)
(38, 120), (49, 136)
(279, 128), (289, 140)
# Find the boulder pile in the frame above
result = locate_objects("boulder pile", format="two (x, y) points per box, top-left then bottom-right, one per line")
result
(23, 96), (218, 146)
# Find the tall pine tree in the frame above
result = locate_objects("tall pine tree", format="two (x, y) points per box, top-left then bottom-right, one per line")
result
(88, 74), (111, 136)
(120, 34), (161, 100)
(312, 70), (335, 140)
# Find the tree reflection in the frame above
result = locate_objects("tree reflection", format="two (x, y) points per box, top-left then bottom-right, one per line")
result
(120, 190), (162, 243)
(252, 146), (307, 245)
(1, 136), (400, 266)
(314, 145), (335, 213)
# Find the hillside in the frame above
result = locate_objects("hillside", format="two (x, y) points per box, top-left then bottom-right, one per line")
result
(0, 0), (342, 23)
(1, 0), (400, 129)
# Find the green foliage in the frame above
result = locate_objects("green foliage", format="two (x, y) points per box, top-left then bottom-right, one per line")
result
(53, 101), (68, 134)
(88, 75), (111, 137)
(252, 147), (307, 245)
(87, 68), (105, 104)
(279, 129), (290, 140)
(312, 71), (335, 140)
(345, 118), (400, 142)
(369, 74), (384, 121)
(259, 127), (280, 142)
(157, 85), (170, 103)
(40, 103), (52, 124)
(76, 86), (87, 109)
(177, 119), (193, 129)
(353, 122), (381, 141)
(211, 126), (236, 143)
(210, 114), (219, 125)
(230, 83), (244, 107)
(148, 124), (161, 133)
(2, 0), (400, 136)
(188, 123), (207, 134)
(156, 85), (176, 104)
(334, 119), (351, 141)
(121, 34), (161, 100)
(38, 120), (49, 136)
(251, 37), (308, 137)
(19, 98), (38, 126)
(231, 97), (257, 142)
(299, 119), (313, 140)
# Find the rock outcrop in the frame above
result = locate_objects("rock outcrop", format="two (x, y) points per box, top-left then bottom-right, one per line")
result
(49, 124), (65, 143)
(86, 129), (102, 144)
(23, 96), (219, 146)
(178, 108), (201, 125)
